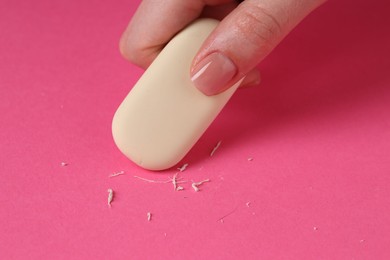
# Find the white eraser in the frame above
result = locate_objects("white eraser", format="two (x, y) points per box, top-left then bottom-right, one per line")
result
(112, 19), (243, 170)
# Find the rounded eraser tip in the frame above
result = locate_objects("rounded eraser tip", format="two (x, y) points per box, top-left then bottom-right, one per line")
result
(112, 19), (243, 170)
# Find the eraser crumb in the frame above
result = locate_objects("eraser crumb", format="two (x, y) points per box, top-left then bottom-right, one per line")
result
(133, 174), (187, 192)
(107, 189), (114, 208)
(246, 202), (251, 207)
(177, 163), (188, 172)
(147, 212), (152, 221)
(217, 207), (238, 223)
(192, 179), (210, 192)
(109, 171), (125, 178)
(134, 175), (171, 183)
(247, 157), (253, 161)
(210, 141), (222, 157)
(172, 172), (179, 191)
(61, 162), (68, 166)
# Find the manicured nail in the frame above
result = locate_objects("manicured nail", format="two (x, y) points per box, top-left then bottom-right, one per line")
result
(191, 52), (237, 95)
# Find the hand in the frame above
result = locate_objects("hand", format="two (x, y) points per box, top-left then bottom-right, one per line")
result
(120, 0), (326, 95)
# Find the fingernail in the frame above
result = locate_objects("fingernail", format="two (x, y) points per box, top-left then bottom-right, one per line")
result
(191, 52), (237, 95)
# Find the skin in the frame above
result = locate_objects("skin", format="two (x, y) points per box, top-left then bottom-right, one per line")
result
(120, 0), (326, 95)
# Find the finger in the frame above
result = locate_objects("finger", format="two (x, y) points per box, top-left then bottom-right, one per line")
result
(190, 0), (326, 95)
(120, 0), (234, 68)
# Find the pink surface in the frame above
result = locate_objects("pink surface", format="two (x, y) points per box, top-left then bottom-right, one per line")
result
(1, 0), (390, 259)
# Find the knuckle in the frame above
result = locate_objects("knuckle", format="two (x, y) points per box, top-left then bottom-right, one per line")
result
(236, 3), (283, 49)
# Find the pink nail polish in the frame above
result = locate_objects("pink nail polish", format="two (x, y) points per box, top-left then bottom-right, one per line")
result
(191, 52), (237, 95)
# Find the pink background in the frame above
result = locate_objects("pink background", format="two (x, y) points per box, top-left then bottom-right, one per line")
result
(1, 0), (390, 259)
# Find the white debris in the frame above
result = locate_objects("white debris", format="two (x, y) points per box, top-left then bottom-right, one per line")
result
(210, 141), (222, 157)
(172, 172), (179, 191)
(133, 174), (186, 191)
(147, 212), (152, 221)
(109, 171), (125, 178)
(246, 202), (251, 207)
(134, 175), (172, 183)
(216, 207), (238, 222)
(192, 179), (210, 192)
(107, 189), (114, 208)
(177, 163), (188, 172)
(61, 162), (68, 166)
(247, 157), (253, 161)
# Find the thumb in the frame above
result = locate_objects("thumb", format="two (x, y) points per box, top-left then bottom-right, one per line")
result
(191, 0), (326, 95)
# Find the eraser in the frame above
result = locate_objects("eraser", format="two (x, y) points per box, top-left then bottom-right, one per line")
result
(112, 18), (243, 170)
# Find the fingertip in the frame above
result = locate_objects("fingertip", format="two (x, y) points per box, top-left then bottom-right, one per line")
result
(118, 31), (129, 59)
(118, 32), (156, 69)
(118, 30), (139, 65)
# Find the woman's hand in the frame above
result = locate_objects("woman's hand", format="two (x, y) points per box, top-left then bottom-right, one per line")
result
(120, 0), (326, 95)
